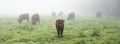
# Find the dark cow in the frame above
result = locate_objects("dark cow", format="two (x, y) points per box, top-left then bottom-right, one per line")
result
(67, 12), (75, 21)
(96, 12), (102, 18)
(18, 13), (29, 23)
(56, 19), (65, 38)
(51, 12), (56, 18)
(31, 13), (40, 25)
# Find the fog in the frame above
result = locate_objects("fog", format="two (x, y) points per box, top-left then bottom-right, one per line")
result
(0, 0), (119, 17)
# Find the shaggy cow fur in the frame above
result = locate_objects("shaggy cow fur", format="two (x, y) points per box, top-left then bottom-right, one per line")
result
(67, 12), (75, 21)
(18, 13), (29, 23)
(31, 13), (40, 25)
(56, 19), (65, 38)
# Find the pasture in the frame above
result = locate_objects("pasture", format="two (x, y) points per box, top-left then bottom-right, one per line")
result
(0, 15), (120, 44)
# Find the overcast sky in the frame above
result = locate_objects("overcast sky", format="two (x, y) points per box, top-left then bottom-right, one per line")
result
(0, 0), (76, 14)
(0, 0), (119, 16)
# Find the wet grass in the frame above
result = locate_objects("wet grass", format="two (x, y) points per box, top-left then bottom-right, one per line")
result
(0, 16), (120, 44)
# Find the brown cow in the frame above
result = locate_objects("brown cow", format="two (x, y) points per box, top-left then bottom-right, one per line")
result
(18, 13), (29, 23)
(96, 12), (102, 18)
(56, 19), (65, 38)
(31, 13), (40, 25)
(67, 12), (75, 21)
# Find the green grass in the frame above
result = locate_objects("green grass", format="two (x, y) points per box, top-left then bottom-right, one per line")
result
(0, 15), (120, 44)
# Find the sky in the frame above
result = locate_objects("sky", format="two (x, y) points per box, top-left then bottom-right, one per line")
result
(0, 0), (119, 16)
(0, 0), (76, 14)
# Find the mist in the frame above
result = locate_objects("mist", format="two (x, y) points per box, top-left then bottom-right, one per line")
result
(0, 0), (120, 43)
(0, 0), (120, 17)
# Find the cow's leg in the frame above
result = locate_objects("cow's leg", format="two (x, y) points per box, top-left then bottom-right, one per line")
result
(35, 21), (37, 25)
(60, 30), (62, 38)
(61, 28), (64, 38)
(32, 21), (35, 25)
(57, 29), (60, 38)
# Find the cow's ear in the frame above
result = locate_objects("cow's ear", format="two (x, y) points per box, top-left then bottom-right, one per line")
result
(63, 20), (65, 22)
(56, 20), (58, 22)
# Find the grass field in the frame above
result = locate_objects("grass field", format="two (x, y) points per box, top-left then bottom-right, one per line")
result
(0, 15), (120, 44)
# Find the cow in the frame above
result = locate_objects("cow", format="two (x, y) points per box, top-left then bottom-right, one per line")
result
(67, 12), (75, 21)
(96, 12), (102, 18)
(56, 19), (65, 38)
(51, 12), (56, 18)
(18, 13), (29, 23)
(31, 13), (40, 25)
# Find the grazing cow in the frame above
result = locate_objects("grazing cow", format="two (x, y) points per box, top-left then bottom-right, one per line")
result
(51, 12), (56, 18)
(56, 19), (65, 38)
(96, 12), (102, 18)
(67, 12), (75, 21)
(31, 13), (40, 25)
(18, 13), (29, 23)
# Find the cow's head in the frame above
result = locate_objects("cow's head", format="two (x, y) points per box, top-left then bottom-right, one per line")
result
(56, 19), (65, 27)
